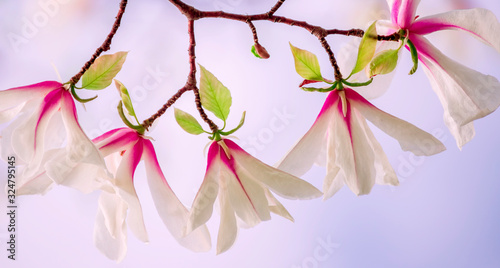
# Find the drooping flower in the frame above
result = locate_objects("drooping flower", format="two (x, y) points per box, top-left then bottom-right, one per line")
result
(277, 88), (446, 199)
(186, 138), (322, 254)
(92, 127), (211, 261)
(0, 81), (105, 194)
(381, 0), (500, 148)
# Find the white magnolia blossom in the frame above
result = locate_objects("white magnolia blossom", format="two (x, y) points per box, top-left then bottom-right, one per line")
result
(278, 88), (446, 199)
(0, 81), (105, 194)
(92, 127), (211, 262)
(381, 0), (500, 148)
(186, 138), (322, 254)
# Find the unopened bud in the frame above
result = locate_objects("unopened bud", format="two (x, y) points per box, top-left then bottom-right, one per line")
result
(252, 43), (270, 59)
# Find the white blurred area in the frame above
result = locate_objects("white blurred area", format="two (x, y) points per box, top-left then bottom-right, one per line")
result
(1, 0), (500, 267)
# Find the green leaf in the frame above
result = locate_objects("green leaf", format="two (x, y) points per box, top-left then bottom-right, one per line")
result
(289, 43), (323, 81)
(174, 108), (205, 135)
(220, 111), (246, 136)
(81, 51), (128, 90)
(350, 21), (378, 76)
(114, 79), (136, 118)
(199, 65), (232, 122)
(407, 39), (419, 75)
(369, 49), (399, 77)
(117, 101), (145, 134)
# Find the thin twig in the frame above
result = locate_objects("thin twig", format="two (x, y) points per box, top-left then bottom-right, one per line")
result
(69, 0), (128, 85)
(267, 0), (286, 17)
(142, 87), (189, 130)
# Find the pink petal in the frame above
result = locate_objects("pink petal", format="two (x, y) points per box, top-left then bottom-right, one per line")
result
(0, 81), (61, 124)
(12, 89), (62, 176)
(276, 91), (338, 177)
(410, 8), (500, 52)
(387, 0), (421, 28)
(113, 140), (148, 243)
(187, 142), (221, 234)
(142, 140), (211, 252)
(94, 128), (140, 157)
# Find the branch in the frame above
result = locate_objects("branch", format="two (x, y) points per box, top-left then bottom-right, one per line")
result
(142, 87), (189, 130)
(69, 0), (128, 85)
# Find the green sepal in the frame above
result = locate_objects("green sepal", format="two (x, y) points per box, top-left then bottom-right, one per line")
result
(251, 45), (262, 59)
(342, 78), (374, 87)
(220, 111), (246, 136)
(349, 21), (378, 77)
(289, 43), (324, 82)
(174, 108), (207, 135)
(407, 39), (419, 75)
(70, 84), (98, 103)
(117, 101), (145, 134)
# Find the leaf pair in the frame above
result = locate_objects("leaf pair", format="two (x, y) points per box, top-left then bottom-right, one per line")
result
(175, 65), (245, 138)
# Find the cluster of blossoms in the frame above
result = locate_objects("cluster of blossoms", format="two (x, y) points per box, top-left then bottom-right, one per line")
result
(1, 0), (499, 262)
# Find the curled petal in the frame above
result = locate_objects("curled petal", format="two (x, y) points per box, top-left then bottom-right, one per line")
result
(114, 140), (148, 243)
(93, 191), (128, 262)
(411, 8), (500, 52)
(412, 35), (500, 148)
(143, 140), (211, 252)
(94, 128), (140, 157)
(347, 88), (446, 155)
(264, 188), (294, 222)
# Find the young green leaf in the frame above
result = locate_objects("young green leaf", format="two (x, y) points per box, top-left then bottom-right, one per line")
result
(350, 21), (378, 76)
(114, 79), (137, 118)
(81, 51), (128, 90)
(251, 45), (263, 59)
(174, 108), (205, 135)
(199, 65), (232, 122)
(289, 43), (323, 81)
(369, 49), (399, 77)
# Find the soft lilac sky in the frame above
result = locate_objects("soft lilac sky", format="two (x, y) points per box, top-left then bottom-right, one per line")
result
(1, 0), (500, 267)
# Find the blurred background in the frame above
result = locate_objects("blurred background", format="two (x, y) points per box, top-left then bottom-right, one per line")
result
(0, 0), (500, 267)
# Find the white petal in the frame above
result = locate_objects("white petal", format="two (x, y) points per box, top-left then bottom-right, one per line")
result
(12, 89), (62, 176)
(348, 88), (446, 155)
(60, 91), (105, 167)
(216, 188), (237, 255)
(114, 140), (148, 243)
(227, 140), (322, 200)
(264, 188), (294, 222)
(142, 140), (211, 252)
(275, 94), (335, 177)
(93, 191), (128, 262)
(187, 142), (221, 234)
(412, 35), (500, 148)
(411, 8), (500, 52)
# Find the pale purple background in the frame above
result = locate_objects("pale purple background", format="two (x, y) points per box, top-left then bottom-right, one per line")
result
(1, 0), (500, 267)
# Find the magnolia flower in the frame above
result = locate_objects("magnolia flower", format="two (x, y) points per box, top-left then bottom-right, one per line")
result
(277, 88), (445, 199)
(186, 138), (322, 254)
(381, 0), (500, 148)
(0, 81), (105, 194)
(92, 127), (211, 261)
